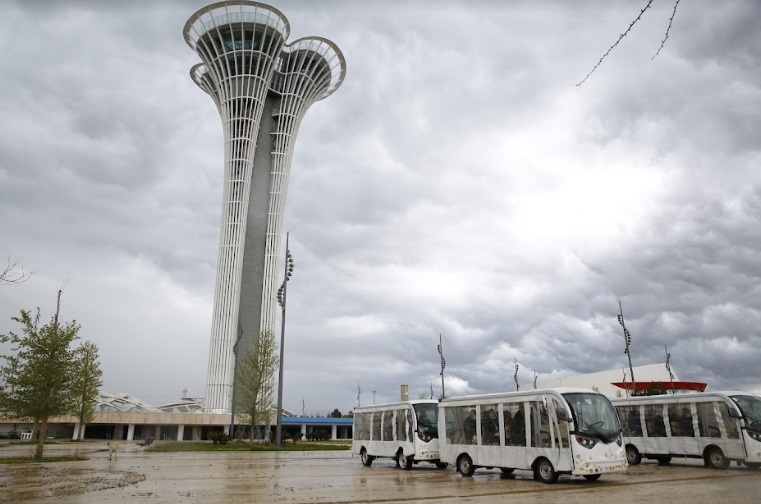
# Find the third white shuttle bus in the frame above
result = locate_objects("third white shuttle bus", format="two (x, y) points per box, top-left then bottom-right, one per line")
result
(612, 391), (761, 470)
(352, 399), (446, 469)
(437, 388), (627, 483)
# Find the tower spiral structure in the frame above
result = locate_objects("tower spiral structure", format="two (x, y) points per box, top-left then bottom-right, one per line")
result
(184, 1), (346, 413)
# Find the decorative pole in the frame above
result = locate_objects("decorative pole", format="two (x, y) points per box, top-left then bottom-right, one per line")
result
(617, 300), (636, 394)
(514, 358), (520, 392)
(437, 334), (446, 399)
(228, 323), (243, 437)
(665, 345), (675, 394)
(275, 232), (295, 448)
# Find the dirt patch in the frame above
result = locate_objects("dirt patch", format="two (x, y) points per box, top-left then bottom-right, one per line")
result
(0, 465), (145, 502)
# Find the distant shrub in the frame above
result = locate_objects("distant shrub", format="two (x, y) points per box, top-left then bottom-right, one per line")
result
(209, 431), (230, 445)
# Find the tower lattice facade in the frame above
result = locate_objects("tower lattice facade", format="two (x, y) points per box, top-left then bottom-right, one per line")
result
(184, 1), (346, 413)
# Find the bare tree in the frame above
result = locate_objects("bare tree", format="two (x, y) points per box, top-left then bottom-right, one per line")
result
(1, 255), (34, 285)
(577, 0), (682, 86)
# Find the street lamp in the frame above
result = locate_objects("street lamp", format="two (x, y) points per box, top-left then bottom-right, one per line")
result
(229, 323), (242, 437)
(274, 232), (294, 448)
(617, 300), (636, 395)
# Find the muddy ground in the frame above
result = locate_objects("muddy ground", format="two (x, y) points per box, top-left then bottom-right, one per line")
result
(1, 441), (759, 503)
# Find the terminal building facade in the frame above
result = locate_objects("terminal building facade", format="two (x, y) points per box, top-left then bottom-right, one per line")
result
(183, 1), (346, 413)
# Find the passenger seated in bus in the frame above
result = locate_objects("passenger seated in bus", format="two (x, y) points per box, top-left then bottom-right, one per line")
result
(678, 407), (694, 436)
(511, 404), (526, 445)
(418, 411), (432, 429)
(481, 408), (499, 445)
(628, 409), (642, 435)
(463, 409), (477, 444)
(645, 408), (666, 437)
(503, 411), (513, 445)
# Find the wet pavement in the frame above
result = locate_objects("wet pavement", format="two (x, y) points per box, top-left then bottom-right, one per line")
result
(1, 441), (760, 503)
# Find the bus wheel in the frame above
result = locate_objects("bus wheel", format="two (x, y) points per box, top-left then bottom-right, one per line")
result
(435, 462), (448, 469)
(626, 445), (642, 465)
(706, 447), (729, 470)
(397, 451), (413, 470)
(534, 458), (559, 484)
(655, 455), (671, 465)
(500, 468), (515, 474)
(583, 474), (602, 481)
(456, 454), (475, 477)
(360, 448), (373, 467)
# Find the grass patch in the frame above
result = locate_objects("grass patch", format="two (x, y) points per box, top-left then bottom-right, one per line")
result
(0, 455), (88, 464)
(148, 441), (351, 453)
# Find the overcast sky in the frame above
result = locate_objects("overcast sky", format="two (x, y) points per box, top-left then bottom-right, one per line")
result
(1, 0), (760, 415)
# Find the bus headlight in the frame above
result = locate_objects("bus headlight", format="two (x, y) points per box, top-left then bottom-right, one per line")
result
(417, 431), (432, 442)
(575, 436), (597, 449)
(748, 430), (761, 442)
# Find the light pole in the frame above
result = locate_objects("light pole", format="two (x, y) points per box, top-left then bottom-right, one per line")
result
(437, 334), (446, 399)
(665, 345), (674, 394)
(274, 232), (294, 448)
(228, 323), (243, 437)
(617, 300), (636, 394)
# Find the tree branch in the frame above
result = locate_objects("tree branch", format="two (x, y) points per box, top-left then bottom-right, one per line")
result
(576, 0), (655, 87)
(652, 0), (681, 59)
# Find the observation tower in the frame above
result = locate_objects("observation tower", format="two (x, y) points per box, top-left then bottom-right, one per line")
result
(184, 1), (346, 413)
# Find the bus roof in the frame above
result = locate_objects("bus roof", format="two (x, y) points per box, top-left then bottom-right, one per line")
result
(352, 399), (438, 413)
(438, 388), (600, 405)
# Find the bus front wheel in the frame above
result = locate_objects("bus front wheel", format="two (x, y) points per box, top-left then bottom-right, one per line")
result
(397, 451), (413, 470)
(706, 447), (729, 470)
(360, 448), (373, 467)
(534, 457), (559, 484)
(626, 445), (642, 465)
(456, 454), (475, 477)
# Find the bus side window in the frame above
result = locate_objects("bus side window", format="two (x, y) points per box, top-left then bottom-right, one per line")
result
(696, 402), (721, 438)
(552, 398), (570, 448)
(372, 412), (382, 441)
(382, 411), (393, 441)
(644, 406), (667, 437)
(505, 403), (526, 447)
(395, 409), (406, 442)
(444, 406), (468, 444)
(407, 409), (413, 442)
(718, 403), (740, 439)
(529, 401), (551, 448)
(480, 404), (499, 445)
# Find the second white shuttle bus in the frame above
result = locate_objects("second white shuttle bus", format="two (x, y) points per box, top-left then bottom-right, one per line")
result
(612, 391), (761, 470)
(352, 399), (446, 469)
(438, 388), (627, 483)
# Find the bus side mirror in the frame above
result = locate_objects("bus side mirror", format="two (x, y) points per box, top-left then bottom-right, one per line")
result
(728, 408), (742, 419)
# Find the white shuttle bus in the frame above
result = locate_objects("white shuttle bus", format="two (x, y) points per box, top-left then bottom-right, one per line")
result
(612, 391), (761, 470)
(437, 388), (627, 483)
(352, 399), (446, 469)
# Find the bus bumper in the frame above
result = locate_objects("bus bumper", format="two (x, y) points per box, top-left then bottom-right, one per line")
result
(573, 458), (628, 476)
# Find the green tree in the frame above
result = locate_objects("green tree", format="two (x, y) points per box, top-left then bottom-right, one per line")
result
(328, 408), (342, 418)
(70, 341), (103, 440)
(0, 290), (79, 459)
(234, 330), (279, 442)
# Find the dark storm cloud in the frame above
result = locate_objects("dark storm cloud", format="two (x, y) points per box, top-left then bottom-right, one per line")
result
(2, 0), (760, 414)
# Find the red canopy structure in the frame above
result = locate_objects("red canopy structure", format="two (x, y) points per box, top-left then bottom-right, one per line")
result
(611, 381), (707, 393)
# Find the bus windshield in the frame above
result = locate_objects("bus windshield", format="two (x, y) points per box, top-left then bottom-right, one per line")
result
(413, 403), (439, 439)
(563, 392), (620, 442)
(730, 395), (761, 430)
